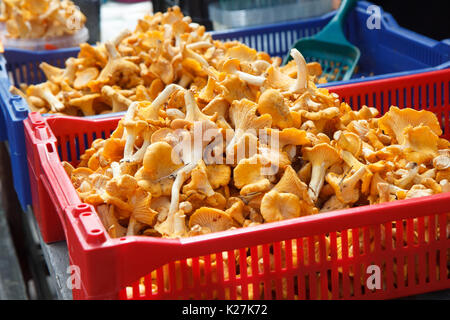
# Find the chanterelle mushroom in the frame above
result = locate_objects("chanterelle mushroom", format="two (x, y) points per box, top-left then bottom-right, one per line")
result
(257, 89), (293, 129)
(101, 86), (132, 113)
(303, 143), (341, 203)
(222, 58), (266, 86)
(402, 125), (439, 164)
(140, 84), (185, 121)
(226, 98), (272, 160)
(188, 207), (234, 234)
(433, 151), (450, 170)
(378, 106), (442, 144)
(288, 48), (308, 94)
(89, 41), (140, 91)
(127, 189), (158, 235)
(26, 82), (65, 112)
(182, 160), (215, 197)
(272, 165), (313, 206)
(97, 204), (127, 238)
(1, 0), (86, 39)
(121, 102), (149, 162)
(325, 166), (369, 205)
(405, 184), (434, 199)
(139, 140), (182, 175)
(69, 93), (101, 116)
(234, 154), (272, 196)
(260, 190), (303, 222)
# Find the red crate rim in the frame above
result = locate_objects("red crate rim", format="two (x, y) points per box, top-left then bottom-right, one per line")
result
(23, 68), (450, 299)
(25, 68), (450, 249)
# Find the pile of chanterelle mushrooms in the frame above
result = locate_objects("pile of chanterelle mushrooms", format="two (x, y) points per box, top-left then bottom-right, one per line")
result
(62, 9), (450, 240)
(0, 0), (86, 39)
(11, 6), (326, 116)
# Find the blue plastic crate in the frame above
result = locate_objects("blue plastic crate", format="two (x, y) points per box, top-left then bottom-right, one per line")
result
(1, 0), (449, 211)
(0, 55), (9, 142)
(212, 1), (450, 84)
(0, 81), (31, 208)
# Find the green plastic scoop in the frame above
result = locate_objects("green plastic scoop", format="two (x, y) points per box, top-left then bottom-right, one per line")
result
(284, 0), (360, 82)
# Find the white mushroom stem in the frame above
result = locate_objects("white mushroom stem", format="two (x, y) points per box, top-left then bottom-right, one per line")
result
(440, 179), (450, 193)
(225, 129), (252, 162)
(362, 147), (375, 159)
(175, 35), (182, 48)
(122, 102), (139, 160)
(188, 22), (200, 29)
(289, 48), (308, 93)
(163, 24), (173, 39)
(433, 154), (450, 170)
(224, 60), (266, 86)
(251, 60), (271, 74)
(62, 58), (78, 84)
(184, 90), (211, 122)
(395, 162), (419, 188)
(168, 163), (197, 227)
(111, 162), (121, 178)
(172, 211), (187, 237)
(113, 29), (132, 46)
(126, 216), (138, 236)
(201, 33), (210, 42)
(350, 120), (370, 138)
(420, 168), (436, 180)
(308, 162), (326, 202)
(178, 73), (192, 87)
(166, 108), (186, 119)
(163, 38), (180, 59)
(343, 166), (367, 190)
(42, 88), (65, 112)
(204, 67), (219, 81)
(187, 41), (213, 50)
(129, 130), (151, 162)
(168, 126), (216, 224)
(123, 133), (137, 162)
(143, 84), (185, 120)
(185, 47), (209, 68)
(378, 183), (406, 202)
(173, 130), (195, 165)
(105, 41), (120, 60)
(306, 96), (322, 111)
(124, 101), (138, 122)
(180, 122), (215, 166)
(235, 70), (266, 86)
(412, 168), (436, 185)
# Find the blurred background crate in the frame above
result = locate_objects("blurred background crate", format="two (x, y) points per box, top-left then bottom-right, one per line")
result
(74, 0), (101, 44)
(208, 0), (333, 30)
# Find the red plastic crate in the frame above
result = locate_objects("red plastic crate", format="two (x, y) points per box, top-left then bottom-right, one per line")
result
(24, 69), (450, 299)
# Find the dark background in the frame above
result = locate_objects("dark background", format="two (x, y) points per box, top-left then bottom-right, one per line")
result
(152, 0), (449, 40)
(370, 0), (449, 41)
